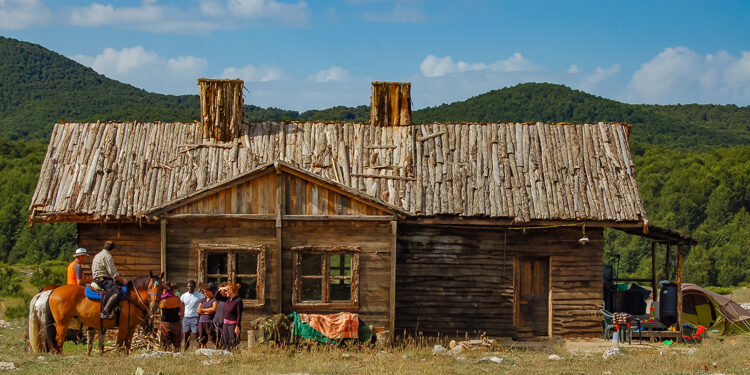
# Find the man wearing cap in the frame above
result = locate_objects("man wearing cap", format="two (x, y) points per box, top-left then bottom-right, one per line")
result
(67, 248), (93, 286)
(91, 241), (126, 319)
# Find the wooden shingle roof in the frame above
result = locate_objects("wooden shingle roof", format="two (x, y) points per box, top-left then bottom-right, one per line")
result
(30, 121), (646, 224)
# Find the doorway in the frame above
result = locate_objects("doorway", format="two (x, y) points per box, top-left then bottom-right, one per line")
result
(514, 256), (551, 337)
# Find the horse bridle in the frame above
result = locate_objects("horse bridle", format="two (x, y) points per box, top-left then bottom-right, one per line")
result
(130, 279), (161, 327)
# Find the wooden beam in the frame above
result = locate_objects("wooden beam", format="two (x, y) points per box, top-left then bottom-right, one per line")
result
(275, 172), (284, 314)
(283, 215), (393, 221)
(166, 214), (275, 220)
(677, 243), (683, 335)
(390, 220), (397, 335)
(160, 218), (167, 279)
(402, 217), (642, 228)
(651, 241), (657, 302)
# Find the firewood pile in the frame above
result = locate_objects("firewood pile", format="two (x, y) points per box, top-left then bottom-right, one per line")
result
(103, 328), (160, 352)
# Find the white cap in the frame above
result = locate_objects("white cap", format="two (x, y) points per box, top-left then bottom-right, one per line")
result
(74, 248), (88, 257)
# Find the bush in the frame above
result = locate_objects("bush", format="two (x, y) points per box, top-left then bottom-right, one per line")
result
(3, 302), (28, 320)
(0, 262), (22, 297)
(29, 260), (67, 289)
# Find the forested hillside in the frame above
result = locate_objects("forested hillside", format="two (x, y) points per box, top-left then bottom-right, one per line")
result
(0, 37), (748, 287)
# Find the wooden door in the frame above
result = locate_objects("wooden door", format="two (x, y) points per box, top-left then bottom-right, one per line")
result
(514, 256), (550, 336)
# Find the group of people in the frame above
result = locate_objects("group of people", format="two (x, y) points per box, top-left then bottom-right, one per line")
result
(158, 280), (244, 351)
(66, 242), (244, 351)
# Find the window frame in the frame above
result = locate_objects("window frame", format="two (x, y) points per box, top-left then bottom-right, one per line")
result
(291, 245), (360, 311)
(198, 243), (267, 308)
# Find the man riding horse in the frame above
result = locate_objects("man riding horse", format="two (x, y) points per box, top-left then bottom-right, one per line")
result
(91, 241), (126, 319)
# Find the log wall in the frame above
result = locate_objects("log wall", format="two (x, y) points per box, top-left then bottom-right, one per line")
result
(396, 224), (603, 337)
(77, 223), (161, 280)
(165, 218), (278, 321)
(281, 220), (393, 329)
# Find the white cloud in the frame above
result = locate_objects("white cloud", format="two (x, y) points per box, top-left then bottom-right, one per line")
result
(221, 64), (285, 82)
(580, 64), (620, 91)
(0, 0), (51, 30)
(226, 0), (310, 25)
(420, 53), (539, 77)
(626, 46), (750, 104)
(72, 46), (208, 94)
(69, 1), (221, 33)
(308, 66), (350, 82)
(363, 1), (426, 23)
(566, 64), (580, 74)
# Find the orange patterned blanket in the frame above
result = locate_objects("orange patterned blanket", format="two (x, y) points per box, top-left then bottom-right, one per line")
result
(299, 312), (359, 340)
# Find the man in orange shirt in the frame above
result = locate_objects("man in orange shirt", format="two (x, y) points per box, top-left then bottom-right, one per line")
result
(66, 248), (92, 286)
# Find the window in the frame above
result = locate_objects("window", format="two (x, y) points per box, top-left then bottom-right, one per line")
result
(292, 246), (360, 310)
(198, 244), (267, 307)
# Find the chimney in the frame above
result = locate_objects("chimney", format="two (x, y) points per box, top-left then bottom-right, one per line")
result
(198, 78), (244, 142)
(370, 81), (411, 126)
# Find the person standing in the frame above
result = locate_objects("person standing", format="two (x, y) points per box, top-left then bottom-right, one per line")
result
(212, 282), (227, 349)
(215, 283), (243, 350)
(159, 281), (184, 352)
(66, 248), (93, 286)
(91, 241), (126, 319)
(196, 283), (218, 348)
(180, 280), (204, 350)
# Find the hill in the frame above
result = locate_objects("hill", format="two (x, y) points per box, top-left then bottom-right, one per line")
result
(0, 37), (749, 288)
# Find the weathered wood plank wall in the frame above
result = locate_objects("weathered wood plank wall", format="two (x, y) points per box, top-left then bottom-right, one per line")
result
(282, 220), (393, 329)
(166, 218), (278, 321)
(396, 224), (603, 337)
(77, 223), (161, 280)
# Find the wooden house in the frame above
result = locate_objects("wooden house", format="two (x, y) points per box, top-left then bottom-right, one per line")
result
(30, 79), (677, 338)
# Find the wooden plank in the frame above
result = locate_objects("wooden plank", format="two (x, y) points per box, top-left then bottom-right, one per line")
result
(161, 218), (167, 278)
(390, 220), (397, 335)
(677, 243), (683, 334)
(276, 172), (284, 313)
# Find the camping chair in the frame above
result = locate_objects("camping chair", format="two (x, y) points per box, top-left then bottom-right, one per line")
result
(682, 324), (706, 344)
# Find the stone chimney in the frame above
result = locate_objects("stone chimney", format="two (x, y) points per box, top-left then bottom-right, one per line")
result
(198, 78), (244, 142)
(370, 81), (411, 126)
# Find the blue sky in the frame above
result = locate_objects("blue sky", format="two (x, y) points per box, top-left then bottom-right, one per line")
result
(2, 0), (750, 110)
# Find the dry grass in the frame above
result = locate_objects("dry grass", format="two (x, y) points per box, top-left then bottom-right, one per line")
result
(1, 319), (749, 375)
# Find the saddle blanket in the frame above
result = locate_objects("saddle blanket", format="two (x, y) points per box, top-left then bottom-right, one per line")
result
(85, 285), (127, 301)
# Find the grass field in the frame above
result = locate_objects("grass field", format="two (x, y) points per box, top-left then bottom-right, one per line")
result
(0, 317), (748, 375)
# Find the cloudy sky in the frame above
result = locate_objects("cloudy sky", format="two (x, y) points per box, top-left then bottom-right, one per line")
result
(2, 0), (749, 110)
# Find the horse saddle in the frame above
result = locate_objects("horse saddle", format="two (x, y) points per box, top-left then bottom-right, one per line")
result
(84, 284), (128, 301)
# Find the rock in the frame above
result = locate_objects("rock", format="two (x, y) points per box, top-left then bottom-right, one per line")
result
(0, 320), (7, 329)
(688, 348), (697, 354)
(478, 356), (504, 364)
(135, 368), (145, 375)
(449, 344), (464, 356)
(602, 347), (623, 359)
(548, 354), (562, 360)
(195, 348), (232, 356)
(0, 362), (16, 371)
(36, 356), (45, 361)
(455, 356), (467, 361)
(133, 351), (178, 358)
(431, 345), (446, 355)
(603, 371), (612, 375)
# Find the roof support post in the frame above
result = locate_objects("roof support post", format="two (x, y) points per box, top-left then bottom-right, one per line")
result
(664, 243), (671, 281)
(677, 243), (683, 335)
(160, 218), (167, 279)
(651, 241), (657, 302)
(275, 172), (284, 314)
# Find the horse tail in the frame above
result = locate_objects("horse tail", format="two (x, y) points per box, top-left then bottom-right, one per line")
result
(43, 294), (58, 352)
(27, 294), (41, 353)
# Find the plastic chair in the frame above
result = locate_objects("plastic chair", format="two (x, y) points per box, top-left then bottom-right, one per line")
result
(601, 309), (616, 340)
(602, 309), (640, 344)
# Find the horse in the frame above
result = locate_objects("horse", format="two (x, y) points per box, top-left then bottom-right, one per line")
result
(41, 272), (163, 355)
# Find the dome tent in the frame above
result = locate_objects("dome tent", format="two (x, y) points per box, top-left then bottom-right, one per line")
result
(682, 283), (750, 335)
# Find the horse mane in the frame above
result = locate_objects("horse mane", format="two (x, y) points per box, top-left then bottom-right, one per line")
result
(129, 276), (150, 291)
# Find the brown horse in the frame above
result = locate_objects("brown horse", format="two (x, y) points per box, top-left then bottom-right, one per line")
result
(44, 272), (163, 355)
